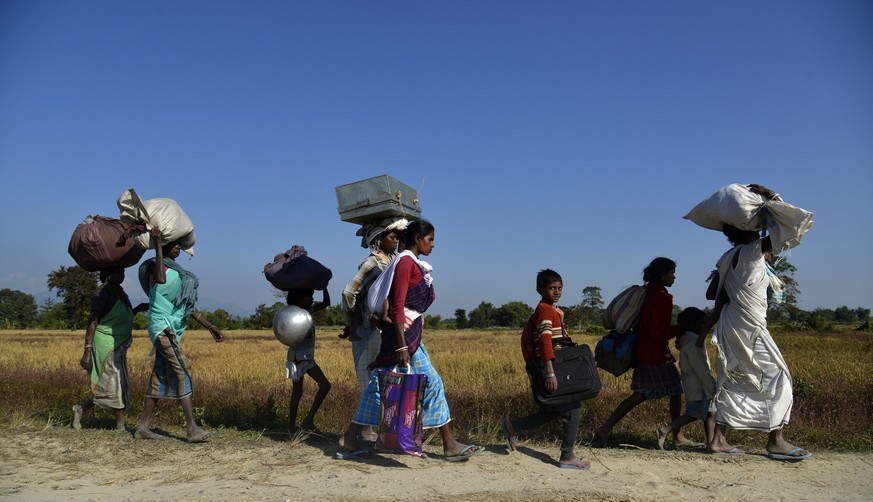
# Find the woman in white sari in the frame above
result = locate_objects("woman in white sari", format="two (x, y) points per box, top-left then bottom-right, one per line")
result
(706, 184), (811, 461)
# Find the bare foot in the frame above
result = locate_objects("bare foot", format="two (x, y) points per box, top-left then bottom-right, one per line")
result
(674, 437), (704, 448)
(114, 424), (128, 432)
(708, 440), (737, 454)
(656, 426), (670, 450)
(187, 429), (211, 443)
(133, 427), (163, 440)
(767, 440), (807, 456)
(71, 405), (83, 430)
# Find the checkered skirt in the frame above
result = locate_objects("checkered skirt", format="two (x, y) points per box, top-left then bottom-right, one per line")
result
(631, 362), (682, 399)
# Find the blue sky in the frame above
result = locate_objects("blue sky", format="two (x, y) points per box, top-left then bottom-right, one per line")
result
(1, 1), (871, 318)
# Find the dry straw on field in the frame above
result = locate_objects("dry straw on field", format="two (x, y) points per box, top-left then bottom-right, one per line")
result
(0, 329), (870, 450)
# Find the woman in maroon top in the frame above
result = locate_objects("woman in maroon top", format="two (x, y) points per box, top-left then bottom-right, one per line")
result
(337, 220), (485, 462)
(594, 257), (693, 447)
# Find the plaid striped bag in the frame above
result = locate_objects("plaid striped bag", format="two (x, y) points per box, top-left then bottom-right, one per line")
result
(603, 285), (646, 334)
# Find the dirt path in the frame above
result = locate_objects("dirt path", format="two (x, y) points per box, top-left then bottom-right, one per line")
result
(1, 426), (871, 501)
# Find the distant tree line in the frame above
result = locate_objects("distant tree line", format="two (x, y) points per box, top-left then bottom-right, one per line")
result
(1, 263), (869, 332)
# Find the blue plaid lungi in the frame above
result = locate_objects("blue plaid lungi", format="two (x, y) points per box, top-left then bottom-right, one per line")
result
(352, 342), (451, 429)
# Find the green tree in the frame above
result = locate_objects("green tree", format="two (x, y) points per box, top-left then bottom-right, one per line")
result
(47, 265), (98, 330)
(38, 298), (67, 329)
(133, 312), (148, 330)
(493, 301), (533, 328)
(562, 303), (602, 329)
(833, 306), (856, 323)
(313, 305), (344, 326)
(767, 257), (800, 322)
(468, 302), (495, 329)
(247, 302), (285, 329)
(0, 289), (38, 328)
(453, 309), (467, 329)
(581, 286), (604, 309)
(205, 308), (245, 330)
(424, 314), (442, 329)
(812, 308), (834, 322)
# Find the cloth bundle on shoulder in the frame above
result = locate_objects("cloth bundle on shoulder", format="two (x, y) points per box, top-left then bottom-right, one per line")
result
(376, 367), (428, 457)
(528, 343), (601, 406)
(264, 245), (333, 291)
(683, 183), (813, 253)
(68, 216), (147, 271)
(117, 188), (196, 255)
(603, 285), (646, 334)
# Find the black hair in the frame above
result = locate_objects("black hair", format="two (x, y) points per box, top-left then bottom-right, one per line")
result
(286, 288), (314, 306)
(99, 267), (122, 283)
(536, 269), (563, 290)
(400, 219), (435, 248)
(677, 307), (706, 331)
(643, 257), (676, 283)
(722, 224), (757, 246)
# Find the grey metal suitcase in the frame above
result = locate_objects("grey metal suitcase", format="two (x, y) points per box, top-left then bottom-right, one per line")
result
(335, 175), (422, 224)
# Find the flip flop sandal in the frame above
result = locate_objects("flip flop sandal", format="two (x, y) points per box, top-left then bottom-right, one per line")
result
(335, 449), (370, 460)
(767, 447), (812, 462)
(501, 420), (517, 453)
(445, 444), (485, 462)
(558, 458), (591, 470)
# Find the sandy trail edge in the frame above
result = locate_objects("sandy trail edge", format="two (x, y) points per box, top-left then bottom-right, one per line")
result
(1, 427), (871, 501)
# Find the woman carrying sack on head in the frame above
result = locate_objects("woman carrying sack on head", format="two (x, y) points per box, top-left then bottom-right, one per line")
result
(705, 184), (812, 461)
(133, 228), (225, 443)
(72, 267), (148, 431)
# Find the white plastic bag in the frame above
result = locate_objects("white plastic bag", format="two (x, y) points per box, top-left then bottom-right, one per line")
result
(117, 189), (196, 255)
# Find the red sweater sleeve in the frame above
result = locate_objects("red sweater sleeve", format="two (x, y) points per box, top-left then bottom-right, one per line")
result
(390, 256), (422, 324)
(525, 302), (559, 363)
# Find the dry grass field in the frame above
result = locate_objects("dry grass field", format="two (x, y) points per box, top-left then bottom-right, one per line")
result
(1, 328), (871, 451)
(2, 329), (872, 501)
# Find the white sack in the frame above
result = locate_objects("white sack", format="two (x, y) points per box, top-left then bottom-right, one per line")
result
(763, 199), (814, 253)
(117, 189), (196, 255)
(684, 183), (813, 253)
(683, 183), (765, 231)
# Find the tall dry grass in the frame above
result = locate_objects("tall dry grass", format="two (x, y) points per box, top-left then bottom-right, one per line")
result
(1, 329), (870, 450)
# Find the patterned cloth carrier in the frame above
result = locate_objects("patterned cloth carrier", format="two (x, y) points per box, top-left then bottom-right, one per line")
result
(376, 367), (428, 457)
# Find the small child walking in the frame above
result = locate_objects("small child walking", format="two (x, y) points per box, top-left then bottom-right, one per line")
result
(656, 307), (716, 449)
(285, 288), (332, 434)
(501, 269), (590, 470)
